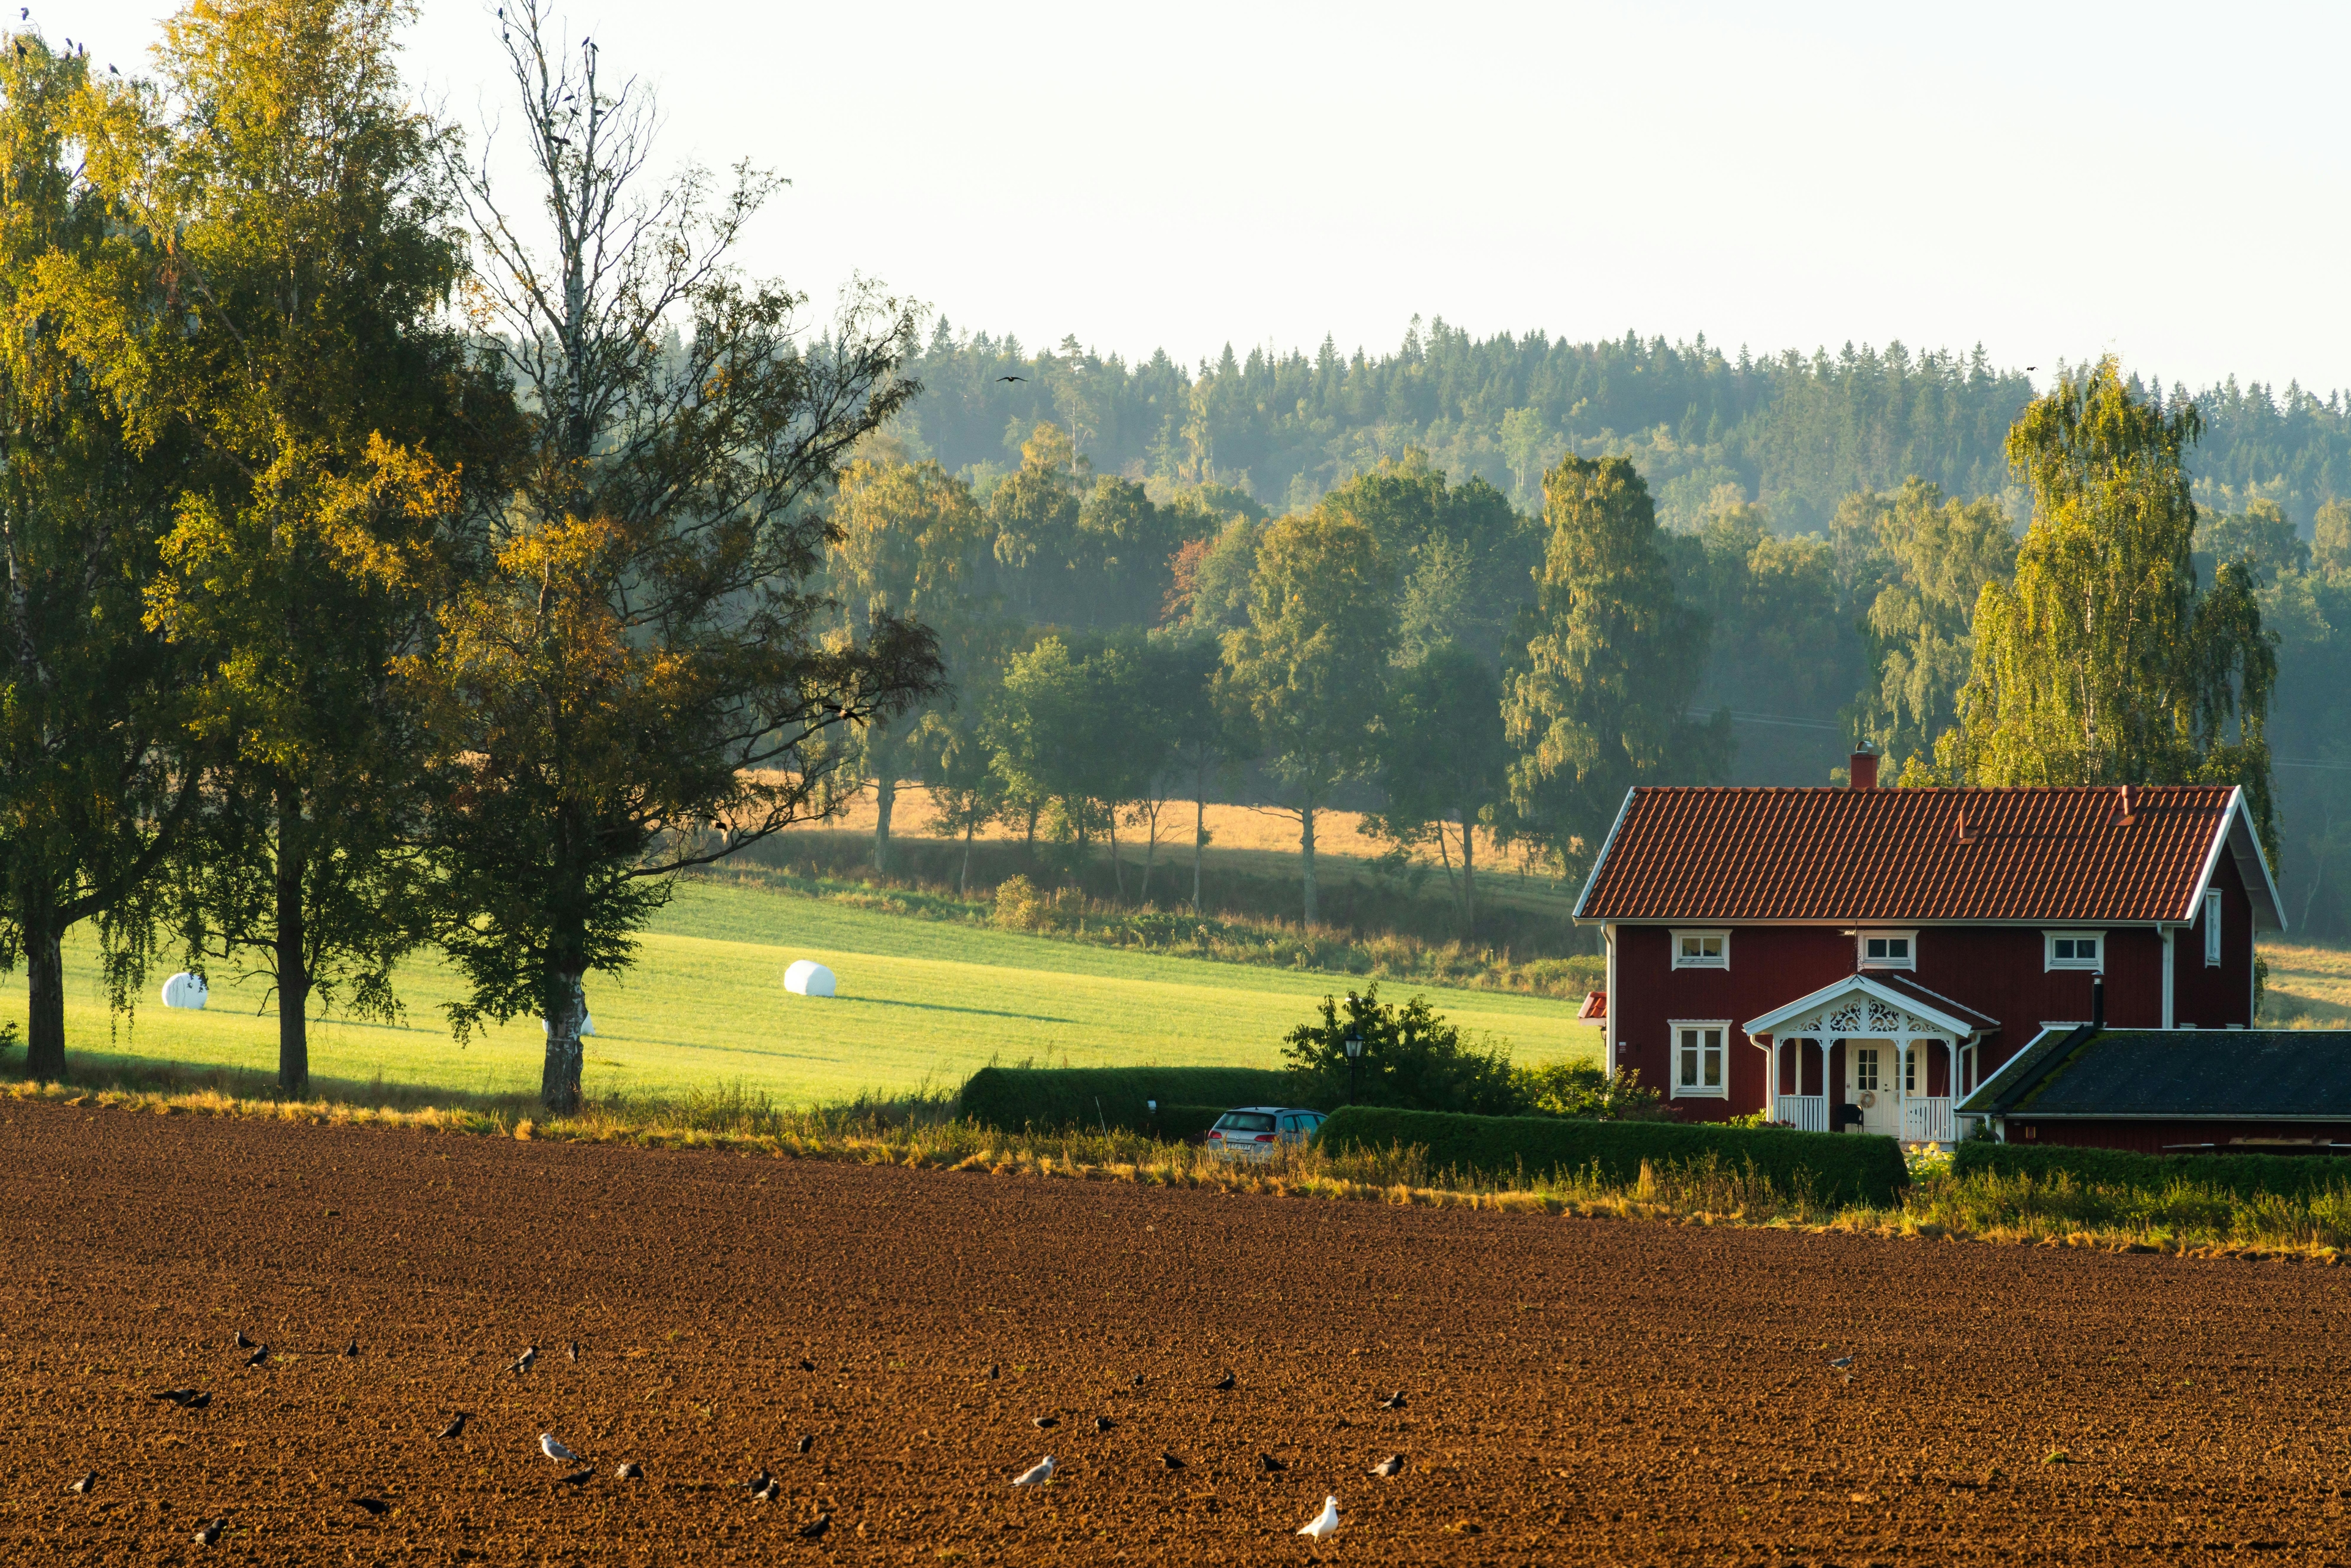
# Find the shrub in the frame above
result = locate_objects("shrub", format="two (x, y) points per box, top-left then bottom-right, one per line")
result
(1316, 1106), (1907, 1207)
(1952, 1141), (2351, 1202)
(1281, 984), (1518, 1115)
(958, 1065), (1322, 1135)
(991, 874), (1045, 931)
(1511, 1060), (1673, 1122)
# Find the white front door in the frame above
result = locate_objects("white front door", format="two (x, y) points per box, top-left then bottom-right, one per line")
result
(1845, 1040), (1900, 1135)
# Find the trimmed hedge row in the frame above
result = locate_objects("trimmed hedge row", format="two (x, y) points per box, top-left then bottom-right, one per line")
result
(1316, 1106), (1908, 1207)
(1952, 1140), (2351, 1199)
(958, 1066), (1321, 1136)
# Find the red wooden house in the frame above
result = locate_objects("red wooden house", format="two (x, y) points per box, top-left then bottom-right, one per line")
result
(1571, 754), (2283, 1144)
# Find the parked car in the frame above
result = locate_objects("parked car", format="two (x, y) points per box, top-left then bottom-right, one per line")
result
(1204, 1106), (1327, 1161)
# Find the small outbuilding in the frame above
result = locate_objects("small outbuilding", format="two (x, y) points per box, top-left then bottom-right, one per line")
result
(160, 972), (209, 1010)
(784, 960), (836, 998)
(1957, 1026), (2351, 1153)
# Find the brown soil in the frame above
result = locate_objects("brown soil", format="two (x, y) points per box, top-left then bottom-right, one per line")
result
(4, 1101), (2348, 1565)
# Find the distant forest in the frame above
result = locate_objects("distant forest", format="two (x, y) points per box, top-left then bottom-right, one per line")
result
(857, 323), (2351, 943)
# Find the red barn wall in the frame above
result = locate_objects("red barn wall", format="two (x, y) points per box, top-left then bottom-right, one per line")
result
(2170, 854), (2257, 1030)
(2008, 1119), (2351, 1155)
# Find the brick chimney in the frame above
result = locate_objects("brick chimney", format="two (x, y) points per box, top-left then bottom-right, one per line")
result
(1849, 750), (1880, 791)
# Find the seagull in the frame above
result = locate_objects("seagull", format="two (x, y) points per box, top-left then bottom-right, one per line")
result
(1011, 1455), (1055, 1487)
(1297, 1496), (1341, 1540)
(242, 1346), (269, 1368)
(348, 1497), (388, 1515)
(797, 1515), (831, 1541)
(615, 1461), (643, 1480)
(437, 1413), (469, 1439)
(539, 1434), (579, 1463)
(1828, 1355), (1854, 1370)
(1370, 1454), (1405, 1478)
(234, 1332), (255, 1349)
(512, 1346), (538, 1375)
(794, 1434), (814, 1455)
(69, 1472), (96, 1494)
(997, 375), (1026, 383)
(1212, 1371), (1234, 1390)
(751, 1479), (780, 1501)
(566, 1341), (579, 1362)
(1378, 1390), (1407, 1410)
(1033, 1416), (1058, 1430)
(193, 1517), (227, 1546)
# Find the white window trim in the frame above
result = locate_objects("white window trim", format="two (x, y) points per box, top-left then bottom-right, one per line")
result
(2043, 929), (2106, 972)
(1670, 928), (1730, 970)
(1856, 929), (1919, 971)
(1668, 1018), (1733, 1099)
(2203, 890), (2222, 967)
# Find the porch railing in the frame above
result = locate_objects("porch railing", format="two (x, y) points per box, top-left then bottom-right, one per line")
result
(1781, 1094), (1828, 1133)
(1902, 1097), (1955, 1144)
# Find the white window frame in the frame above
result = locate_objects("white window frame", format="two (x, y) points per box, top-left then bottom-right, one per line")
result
(1856, 929), (1918, 971)
(1670, 928), (1730, 970)
(2203, 890), (2222, 967)
(1850, 1042), (1884, 1095)
(1668, 1019), (1732, 1100)
(2044, 930), (2106, 972)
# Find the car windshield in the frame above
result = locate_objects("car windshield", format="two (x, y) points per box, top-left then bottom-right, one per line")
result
(1219, 1112), (1278, 1133)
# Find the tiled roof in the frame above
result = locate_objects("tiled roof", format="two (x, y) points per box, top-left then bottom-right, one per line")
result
(1962, 1029), (2351, 1120)
(1577, 784), (2249, 925)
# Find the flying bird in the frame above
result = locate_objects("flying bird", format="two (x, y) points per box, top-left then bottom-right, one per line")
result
(1370, 1454), (1405, 1478)
(437, 1413), (469, 1439)
(997, 375), (1026, 383)
(798, 1514), (831, 1541)
(1378, 1390), (1407, 1410)
(1211, 1371), (1234, 1390)
(69, 1472), (96, 1494)
(348, 1497), (388, 1516)
(614, 1461), (643, 1480)
(539, 1434), (579, 1463)
(1011, 1455), (1055, 1487)
(1297, 1496), (1341, 1540)
(193, 1517), (227, 1546)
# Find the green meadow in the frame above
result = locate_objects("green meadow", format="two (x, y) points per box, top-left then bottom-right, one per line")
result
(0, 878), (1602, 1106)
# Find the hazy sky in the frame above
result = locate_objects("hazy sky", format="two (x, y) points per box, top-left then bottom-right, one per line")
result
(51, 1), (2351, 392)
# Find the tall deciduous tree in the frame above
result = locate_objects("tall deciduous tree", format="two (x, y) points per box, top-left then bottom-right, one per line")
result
(103, 0), (492, 1095)
(424, 1), (940, 1112)
(1220, 506), (1394, 925)
(0, 37), (198, 1079)
(1933, 359), (2278, 849)
(1503, 455), (1723, 883)
(1853, 479), (2016, 775)
(1365, 645), (1508, 939)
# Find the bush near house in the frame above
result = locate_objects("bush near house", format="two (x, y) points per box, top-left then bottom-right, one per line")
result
(1952, 1141), (2351, 1201)
(958, 1066), (1323, 1136)
(1316, 1106), (1908, 1207)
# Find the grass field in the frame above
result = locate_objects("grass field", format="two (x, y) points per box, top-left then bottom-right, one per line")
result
(0, 877), (1601, 1106)
(2259, 940), (2351, 1026)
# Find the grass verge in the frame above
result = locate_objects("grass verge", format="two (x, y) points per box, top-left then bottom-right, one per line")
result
(9, 1071), (2344, 1266)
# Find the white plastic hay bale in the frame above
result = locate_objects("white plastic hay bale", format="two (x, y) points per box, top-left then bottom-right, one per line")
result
(783, 959), (836, 998)
(159, 971), (209, 1010)
(541, 1014), (596, 1037)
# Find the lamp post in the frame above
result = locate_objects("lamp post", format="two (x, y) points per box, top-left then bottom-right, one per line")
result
(1344, 1032), (1365, 1106)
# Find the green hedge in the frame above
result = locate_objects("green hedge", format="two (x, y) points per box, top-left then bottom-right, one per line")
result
(1952, 1140), (2351, 1200)
(1316, 1106), (1907, 1207)
(958, 1067), (1321, 1136)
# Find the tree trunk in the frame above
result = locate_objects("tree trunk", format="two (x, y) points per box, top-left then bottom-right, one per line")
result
(541, 967), (588, 1113)
(1459, 810), (1476, 941)
(1139, 804), (1157, 904)
(1193, 764), (1208, 913)
(1300, 805), (1318, 928)
(276, 794), (310, 1097)
(24, 920), (65, 1081)
(959, 822), (975, 899)
(1107, 811), (1125, 902)
(873, 771), (896, 872)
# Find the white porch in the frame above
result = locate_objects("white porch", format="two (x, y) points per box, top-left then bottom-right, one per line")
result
(1742, 975), (1992, 1148)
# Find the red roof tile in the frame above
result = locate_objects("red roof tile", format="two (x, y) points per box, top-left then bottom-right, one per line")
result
(1575, 785), (2252, 925)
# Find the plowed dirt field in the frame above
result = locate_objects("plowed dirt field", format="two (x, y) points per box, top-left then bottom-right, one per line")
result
(3, 1100), (2349, 1565)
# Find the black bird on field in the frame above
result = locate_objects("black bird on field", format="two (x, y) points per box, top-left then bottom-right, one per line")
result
(797, 1356), (816, 1371)
(1161, 1451), (1186, 1471)
(615, 1461), (643, 1480)
(1258, 1453), (1285, 1474)
(348, 1497), (389, 1515)
(193, 1517), (226, 1545)
(794, 1434), (813, 1455)
(985, 1362), (999, 1380)
(343, 1338), (360, 1358)
(69, 1472), (96, 1494)
(233, 1331), (255, 1350)
(437, 1413), (470, 1439)
(1093, 1416), (1114, 1433)
(1370, 1454), (1405, 1478)
(1033, 1416), (1058, 1430)
(1211, 1371), (1234, 1391)
(1378, 1390), (1407, 1410)
(151, 1388), (201, 1405)
(242, 1345), (269, 1368)
(743, 1468), (774, 1495)
(798, 1514), (831, 1541)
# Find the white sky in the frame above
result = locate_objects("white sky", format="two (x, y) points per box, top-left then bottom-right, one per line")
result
(50, 0), (2351, 394)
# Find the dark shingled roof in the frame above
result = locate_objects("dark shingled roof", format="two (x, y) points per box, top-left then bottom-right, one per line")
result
(1574, 783), (2279, 927)
(1959, 1029), (2351, 1121)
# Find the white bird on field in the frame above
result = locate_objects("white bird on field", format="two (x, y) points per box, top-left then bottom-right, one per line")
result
(1298, 1495), (1341, 1540)
(1011, 1455), (1055, 1487)
(539, 1434), (579, 1462)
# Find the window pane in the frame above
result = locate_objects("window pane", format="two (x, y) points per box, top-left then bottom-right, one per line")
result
(1701, 936), (1722, 957)
(1680, 1048), (1697, 1086)
(1866, 938), (1886, 958)
(1888, 939), (1909, 959)
(1680, 936), (1699, 956)
(2053, 938), (2074, 959)
(2080, 939), (2096, 960)
(1703, 1047), (1721, 1087)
